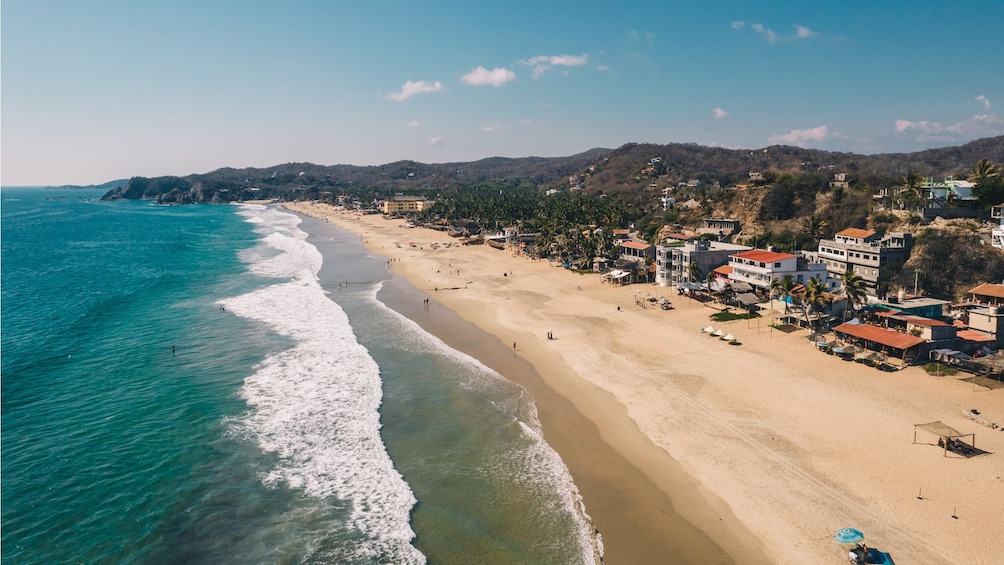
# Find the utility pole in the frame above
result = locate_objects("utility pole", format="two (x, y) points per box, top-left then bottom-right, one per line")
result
(914, 270), (920, 295)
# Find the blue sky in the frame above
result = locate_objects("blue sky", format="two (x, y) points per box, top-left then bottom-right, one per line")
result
(3, 0), (1003, 185)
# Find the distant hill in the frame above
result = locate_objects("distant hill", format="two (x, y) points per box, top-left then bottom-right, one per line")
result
(100, 137), (1004, 204)
(52, 179), (130, 191)
(577, 136), (1004, 195)
(101, 150), (611, 203)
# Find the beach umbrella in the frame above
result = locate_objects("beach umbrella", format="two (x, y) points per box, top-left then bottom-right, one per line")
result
(703, 325), (716, 334)
(712, 329), (725, 337)
(722, 334), (735, 342)
(834, 527), (865, 545)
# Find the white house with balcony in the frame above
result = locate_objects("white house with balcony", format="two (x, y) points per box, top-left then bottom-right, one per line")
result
(727, 249), (828, 293)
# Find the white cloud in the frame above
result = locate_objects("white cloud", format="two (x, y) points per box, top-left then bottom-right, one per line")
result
(407, 120), (419, 127)
(795, 25), (818, 38)
(384, 80), (444, 102)
(461, 66), (516, 87)
(519, 53), (588, 78)
(733, 21), (819, 44)
(893, 113), (1004, 142)
(769, 125), (831, 146)
(977, 95), (991, 109)
(713, 107), (731, 119)
(427, 136), (444, 146)
(518, 119), (533, 126)
(750, 23), (778, 45)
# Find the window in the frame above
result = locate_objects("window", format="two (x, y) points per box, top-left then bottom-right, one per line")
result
(774, 262), (781, 268)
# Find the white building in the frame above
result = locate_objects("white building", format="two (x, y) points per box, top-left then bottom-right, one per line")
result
(728, 249), (828, 293)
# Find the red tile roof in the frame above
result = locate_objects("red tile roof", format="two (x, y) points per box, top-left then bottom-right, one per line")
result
(837, 228), (877, 239)
(969, 282), (1004, 299)
(957, 330), (995, 342)
(713, 265), (733, 275)
(732, 249), (796, 263)
(833, 323), (926, 350)
(620, 240), (653, 250)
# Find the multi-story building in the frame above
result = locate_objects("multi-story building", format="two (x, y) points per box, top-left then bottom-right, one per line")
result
(816, 228), (912, 296)
(727, 249), (828, 293)
(655, 239), (751, 287)
(380, 196), (436, 215)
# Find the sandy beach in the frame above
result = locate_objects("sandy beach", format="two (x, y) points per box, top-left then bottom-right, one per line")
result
(286, 202), (1004, 565)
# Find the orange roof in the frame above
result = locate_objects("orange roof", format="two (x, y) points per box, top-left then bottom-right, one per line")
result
(713, 265), (733, 275)
(837, 228), (877, 239)
(957, 330), (995, 342)
(833, 323), (926, 350)
(732, 249), (797, 263)
(619, 240), (653, 250)
(969, 282), (1004, 299)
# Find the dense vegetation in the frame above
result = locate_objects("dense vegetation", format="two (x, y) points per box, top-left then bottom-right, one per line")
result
(100, 136), (1004, 300)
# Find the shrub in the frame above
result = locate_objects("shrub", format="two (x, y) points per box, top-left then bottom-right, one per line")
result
(922, 362), (958, 376)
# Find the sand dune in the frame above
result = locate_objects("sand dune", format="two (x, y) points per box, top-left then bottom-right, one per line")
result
(285, 202), (1004, 565)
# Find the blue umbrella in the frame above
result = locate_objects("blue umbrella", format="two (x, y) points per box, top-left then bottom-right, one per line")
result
(834, 527), (865, 544)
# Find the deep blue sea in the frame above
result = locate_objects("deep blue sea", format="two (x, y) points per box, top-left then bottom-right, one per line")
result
(1, 188), (599, 564)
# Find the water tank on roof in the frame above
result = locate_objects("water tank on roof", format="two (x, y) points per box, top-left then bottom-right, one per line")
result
(898, 290), (905, 303)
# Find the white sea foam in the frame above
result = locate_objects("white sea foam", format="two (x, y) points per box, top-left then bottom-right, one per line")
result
(222, 205), (425, 564)
(361, 282), (604, 563)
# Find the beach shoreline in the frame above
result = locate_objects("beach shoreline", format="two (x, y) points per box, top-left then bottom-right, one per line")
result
(285, 202), (1004, 565)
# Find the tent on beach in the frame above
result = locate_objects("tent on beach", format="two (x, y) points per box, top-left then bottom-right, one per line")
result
(913, 421), (977, 457)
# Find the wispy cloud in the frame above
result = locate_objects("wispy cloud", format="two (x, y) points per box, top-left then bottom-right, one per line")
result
(894, 113), (1003, 142)
(713, 107), (732, 119)
(794, 25), (818, 38)
(461, 66), (516, 87)
(977, 95), (992, 109)
(384, 80), (444, 101)
(427, 136), (444, 146)
(407, 120), (419, 127)
(750, 23), (778, 44)
(732, 21), (819, 44)
(769, 125), (831, 146)
(518, 54), (588, 78)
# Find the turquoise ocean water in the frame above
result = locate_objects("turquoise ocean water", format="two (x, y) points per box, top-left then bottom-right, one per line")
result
(1, 188), (599, 564)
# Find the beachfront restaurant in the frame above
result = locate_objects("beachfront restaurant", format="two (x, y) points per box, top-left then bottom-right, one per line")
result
(833, 321), (927, 366)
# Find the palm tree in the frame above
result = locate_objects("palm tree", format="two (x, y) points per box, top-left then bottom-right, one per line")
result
(801, 215), (829, 243)
(895, 171), (925, 211)
(802, 277), (832, 331)
(770, 274), (797, 315)
(841, 268), (868, 319)
(970, 158), (1000, 184)
(687, 260), (703, 284)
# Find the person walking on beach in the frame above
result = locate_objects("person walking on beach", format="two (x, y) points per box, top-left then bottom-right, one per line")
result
(513, 342), (517, 351)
